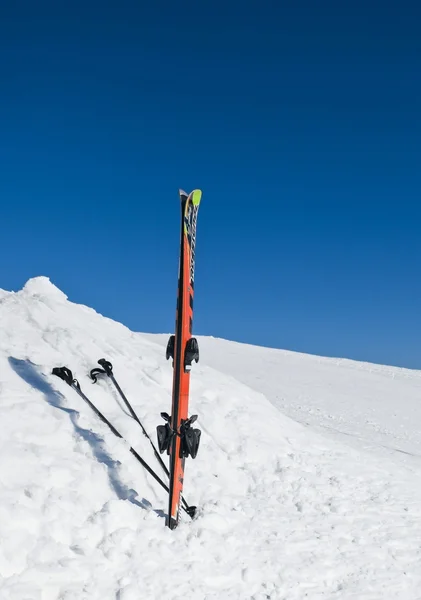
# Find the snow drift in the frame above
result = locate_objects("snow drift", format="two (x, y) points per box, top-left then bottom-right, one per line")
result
(1, 277), (421, 599)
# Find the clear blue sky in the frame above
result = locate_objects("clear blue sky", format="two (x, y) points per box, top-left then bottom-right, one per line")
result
(1, 1), (420, 368)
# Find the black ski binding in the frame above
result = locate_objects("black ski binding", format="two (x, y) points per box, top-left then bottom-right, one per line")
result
(166, 336), (199, 372)
(156, 412), (173, 455)
(184, 338), (199, 372)
(180, 415), (201, 459)
(157, 412), (201, 459)
(166, 335), (175, 361)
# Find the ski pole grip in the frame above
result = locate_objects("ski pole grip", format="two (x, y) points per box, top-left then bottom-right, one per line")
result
(98, 358), (113, 375)
(52, 366), (74, 386)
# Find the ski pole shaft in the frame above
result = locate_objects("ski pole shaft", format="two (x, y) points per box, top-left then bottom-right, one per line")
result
(93, 360), (193, 515)
(72, 383), (171, 494)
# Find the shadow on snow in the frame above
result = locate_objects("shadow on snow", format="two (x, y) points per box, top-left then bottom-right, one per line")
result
(8, 356), (162, 516)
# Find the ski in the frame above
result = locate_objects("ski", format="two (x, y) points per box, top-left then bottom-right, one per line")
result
(51, 366), (193, 518)
(89, 358), (196, 517)
(157, 189), (202, 529)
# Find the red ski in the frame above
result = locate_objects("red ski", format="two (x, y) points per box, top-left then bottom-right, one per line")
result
(157, 189), (202, 529)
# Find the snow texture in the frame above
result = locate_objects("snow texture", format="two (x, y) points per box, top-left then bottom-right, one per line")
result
(1, 277), (421, 599)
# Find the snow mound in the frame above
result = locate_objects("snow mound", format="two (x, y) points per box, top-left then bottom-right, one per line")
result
(0, 279), (421, 599)
(22, 276), (68, 302)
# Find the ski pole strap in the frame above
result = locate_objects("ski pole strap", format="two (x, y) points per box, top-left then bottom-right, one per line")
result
(89, 358), (113, 383)
(89, 367), (107, 383)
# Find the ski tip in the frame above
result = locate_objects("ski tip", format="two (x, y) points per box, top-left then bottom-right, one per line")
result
(191, 189), (202, 206)
(178, 189), (202, 207)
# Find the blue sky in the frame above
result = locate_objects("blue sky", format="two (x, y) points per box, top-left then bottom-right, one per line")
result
(1, 1), (420, 368)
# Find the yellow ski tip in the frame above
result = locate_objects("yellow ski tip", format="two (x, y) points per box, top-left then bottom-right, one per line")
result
(191, 189), (202, 206)
(179, 189), (202, 206)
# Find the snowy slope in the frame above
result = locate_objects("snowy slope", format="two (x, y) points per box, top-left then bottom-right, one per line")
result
(1, 278), (421, 600)
(147, 335), (421, 468)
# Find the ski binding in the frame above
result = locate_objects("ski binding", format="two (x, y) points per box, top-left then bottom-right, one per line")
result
(157, 412), (201, 459)
(166, 335), (199, 372)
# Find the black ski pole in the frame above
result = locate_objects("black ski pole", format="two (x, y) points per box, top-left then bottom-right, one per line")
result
(52, 366), (194, 519)
(89, 359), (196, 518)
(91, 359), (169, 474)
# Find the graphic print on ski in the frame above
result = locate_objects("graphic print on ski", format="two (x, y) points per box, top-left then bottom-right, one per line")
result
(162, 189), (202, 530)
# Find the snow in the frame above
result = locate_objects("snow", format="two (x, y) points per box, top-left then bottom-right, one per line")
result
(1, 278), (421, 599)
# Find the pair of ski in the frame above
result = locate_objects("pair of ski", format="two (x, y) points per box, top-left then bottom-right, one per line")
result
(53, 189), (203, 530)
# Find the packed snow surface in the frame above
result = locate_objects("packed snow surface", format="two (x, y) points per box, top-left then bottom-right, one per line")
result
(1, 277), (421, 599)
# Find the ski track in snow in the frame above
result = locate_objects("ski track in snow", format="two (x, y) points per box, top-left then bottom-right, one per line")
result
(1, 277), (421, 599)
